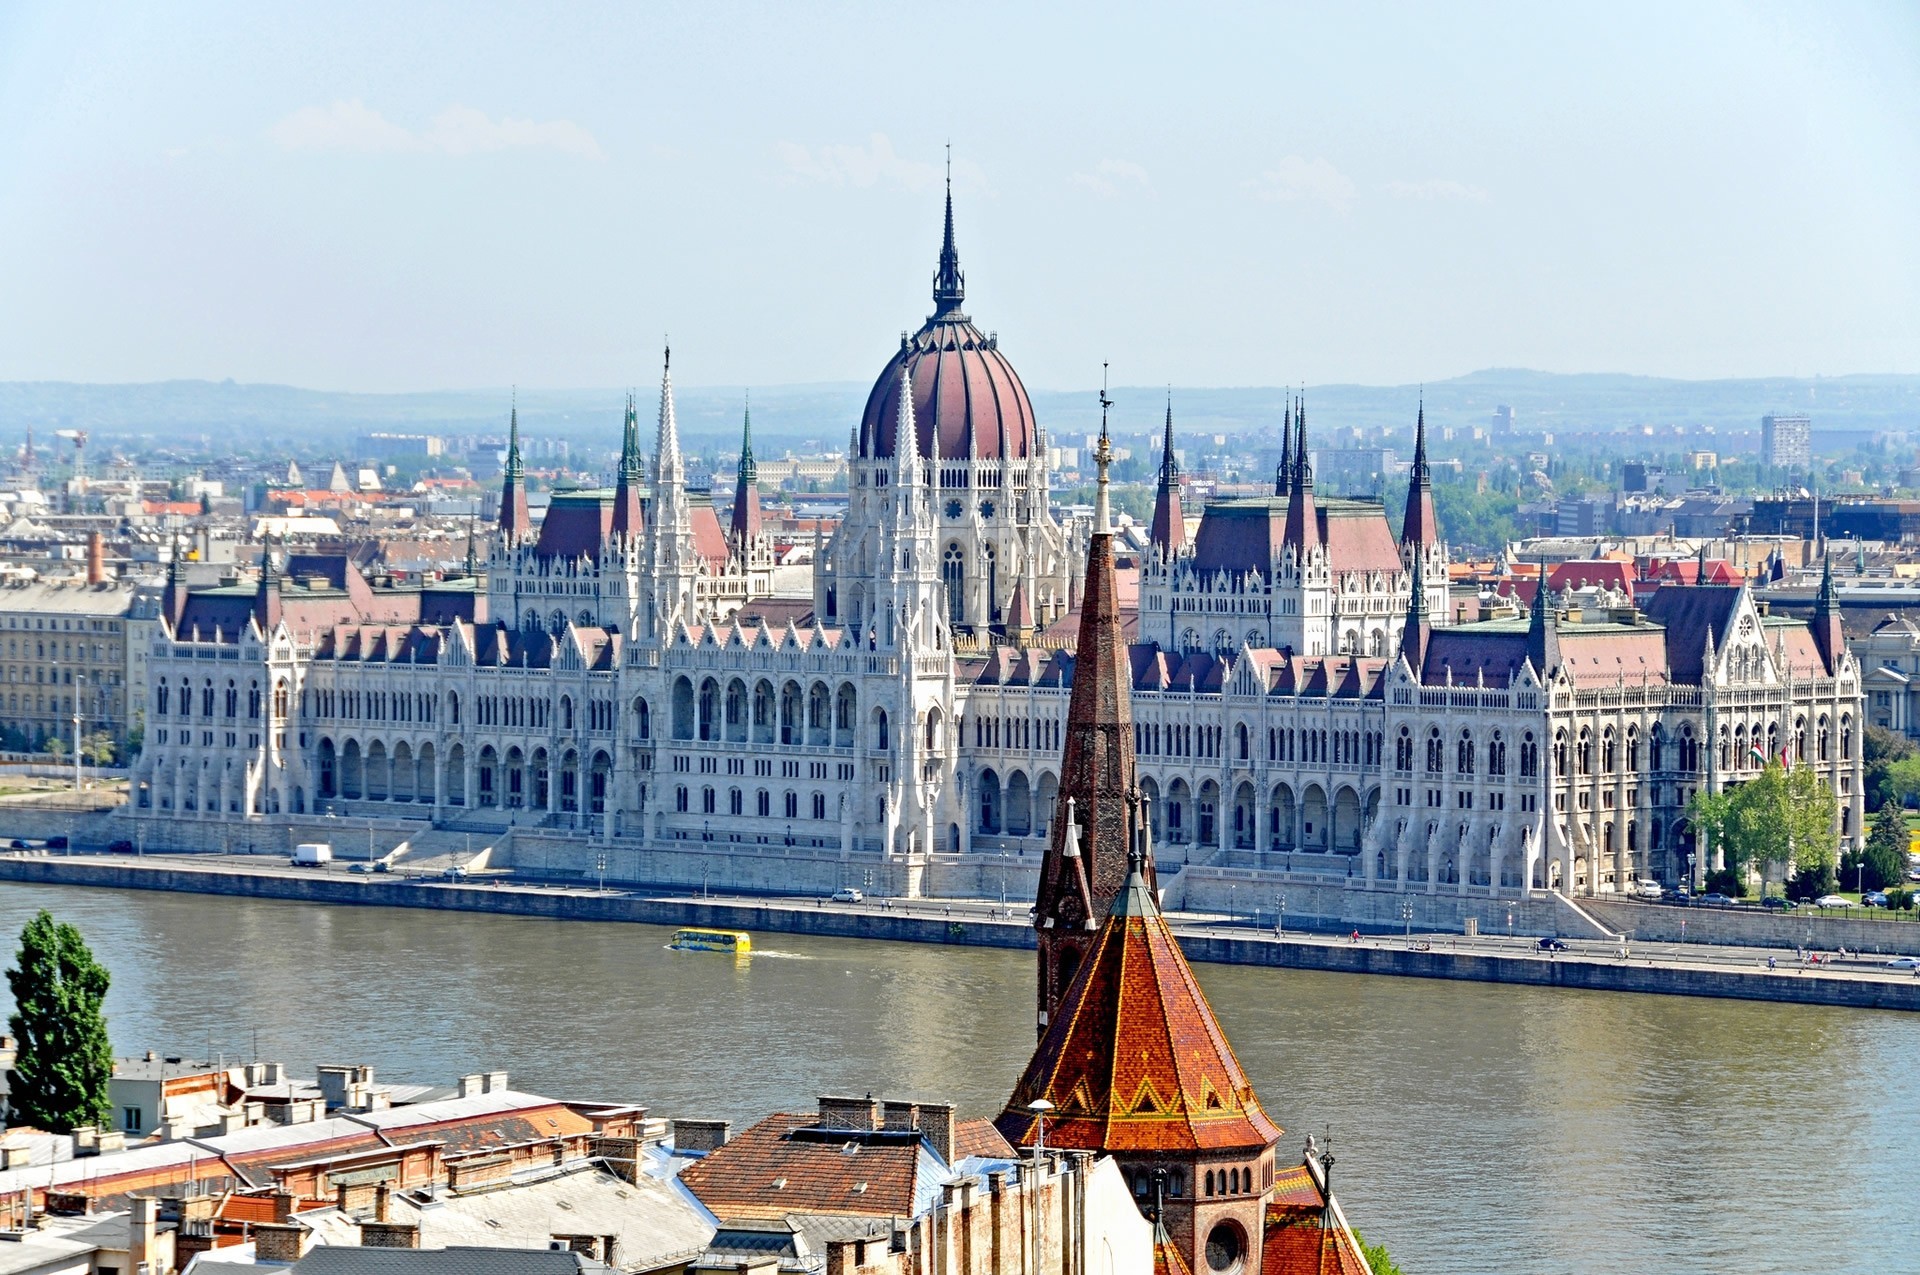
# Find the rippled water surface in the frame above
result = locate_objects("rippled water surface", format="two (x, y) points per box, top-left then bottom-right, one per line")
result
(3, 884), (1916, 1275)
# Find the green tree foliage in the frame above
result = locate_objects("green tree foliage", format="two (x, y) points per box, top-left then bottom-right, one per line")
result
(81, 732), (117, 767)
(1693, 765), (1838, 897)
(1354, 1233), (1404, 1275)
(1881, 757), (1920, 811)
(1863, 802), (1912, 893)
(5, 910), (113, 1133)
(1864, 725), (1918, 812)
(44, 735), (67, 761)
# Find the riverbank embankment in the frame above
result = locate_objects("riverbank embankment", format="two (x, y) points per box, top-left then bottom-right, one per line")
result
(4, 852), (1916, 1013)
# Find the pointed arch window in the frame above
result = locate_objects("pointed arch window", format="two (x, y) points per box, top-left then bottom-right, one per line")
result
(942, 544), (965, 625)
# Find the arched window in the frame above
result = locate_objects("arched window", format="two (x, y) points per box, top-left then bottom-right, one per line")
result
(1488, 731), (1506, 777)
(1426, 728), (1443, 774)
(1396, 727), (1413, 773)
(1520, 731), (1538, 779)
(1602, 728), (1616, 773)
(942, 544), (965, 625)
(874, 709), (890, 751)
(1456, 731), (1474, 775)
(1236, 723), (1250, 761)
(634, 697), (651, 739)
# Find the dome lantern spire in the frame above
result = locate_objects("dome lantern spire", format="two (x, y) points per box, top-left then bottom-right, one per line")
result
(932, 148), (965, 317)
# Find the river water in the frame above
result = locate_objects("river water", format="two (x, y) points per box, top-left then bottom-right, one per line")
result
(1, 883), (1914, 1275)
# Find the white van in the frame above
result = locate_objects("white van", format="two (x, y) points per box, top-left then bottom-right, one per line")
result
(292, 843), (333, 867)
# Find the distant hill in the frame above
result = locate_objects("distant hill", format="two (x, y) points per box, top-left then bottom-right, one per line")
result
(1, 369), (1915, 458)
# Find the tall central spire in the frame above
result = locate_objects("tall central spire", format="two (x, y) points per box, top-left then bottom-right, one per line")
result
(1032, 361), (1147, 1035)
(729, 393), (761, 547)
(1282, 393), (1319, 553)
(931, 151), (965, 317)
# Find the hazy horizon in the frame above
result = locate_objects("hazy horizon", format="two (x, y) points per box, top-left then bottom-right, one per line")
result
(2, 3), (1916, 393)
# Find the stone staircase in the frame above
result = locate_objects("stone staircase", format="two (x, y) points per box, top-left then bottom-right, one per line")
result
(389, 826), (511, 875)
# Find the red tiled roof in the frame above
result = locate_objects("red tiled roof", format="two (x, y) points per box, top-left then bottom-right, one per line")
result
(996, 870), (1283, 1156)
(675, 1112), (928, 1224)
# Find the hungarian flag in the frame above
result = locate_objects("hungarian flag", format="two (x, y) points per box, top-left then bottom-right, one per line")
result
(1749, 745), (1768, 767)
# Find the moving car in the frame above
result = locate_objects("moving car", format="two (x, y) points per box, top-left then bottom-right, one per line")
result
(1663, 888), (1693, 905)
(291, 842), (333, 867)
(1697, 892), (1736, 906)
(1632, 879), (1663, 900)
(1885, 956), (1920, 970)
(1761, 896), (1797, 910)
(830, 887), (865, 903)
(1863, 891), (1890, 908)
(1537, 937), (1569, 952)
(1813, 894), (1858, 908)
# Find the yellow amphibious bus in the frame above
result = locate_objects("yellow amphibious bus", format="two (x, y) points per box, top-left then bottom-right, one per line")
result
(670, 927), (751, 953)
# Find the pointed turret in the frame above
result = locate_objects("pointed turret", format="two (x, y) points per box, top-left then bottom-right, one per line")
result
(164, 534), (190, 633)
(999, 840), (1282, 1265)
(1812, 552), (1844, 674)
(1399, 548), (1430, 677)
(1149, 395), (1186, 555)
(1282, 394), (1319, 553)
(499, 398), (530, 541)
(255, 537), (281, 634)
(1032, 376), (1148, 1034)
(931, 162), (965, 318)
(1526, 561), (1559, 679)
(1275, 400), (1294, 496)
(645, 346), (698, 637)
(612, 392), (644, 541)
(1401, 397), (1439, 547)
(728, 393), (761, 547)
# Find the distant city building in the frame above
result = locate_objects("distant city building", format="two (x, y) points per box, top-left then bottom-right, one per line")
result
(0, 558), (156, 754)
(357, 433), (445, 460)
(1762, 414), (1812, 472)
(1492, 404), (1515, 434)
(1554, 494), (1615, 537)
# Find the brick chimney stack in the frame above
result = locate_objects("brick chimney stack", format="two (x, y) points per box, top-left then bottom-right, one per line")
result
(86, 531), (104, 585)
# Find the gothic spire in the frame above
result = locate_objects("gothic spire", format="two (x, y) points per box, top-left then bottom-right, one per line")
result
(729, 392), (762, 546)
(931, 155), (965, 317)
(1282, 392), (1319, 552)
(1399, 545), (1430, 676)
(1401, 394), (1439, 547)
(1150, 391), (1187, 555)
(1276, 400), (1294, 497)
(498, 393), (530, 540)
(612, 392), (644, 541)
(1527, 558), (1559, 678)
(1812, 551), (1844, 675)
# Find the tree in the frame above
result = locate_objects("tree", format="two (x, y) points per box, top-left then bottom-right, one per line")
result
(1686, 789), (1733, 877)
(1354, 1233), (1404, 1275)
(1861, 802), (1910, 893)
(1707, 764), (1839, 898)
(1882, 757), (1920, 811)
(1863, 725), (1915, 812)
(81, 731), (116, 767)
(44, 735), (67, 761)
(5, 910), (113, 1133)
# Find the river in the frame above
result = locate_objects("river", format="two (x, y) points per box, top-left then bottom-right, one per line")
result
(1, 883), (1914, 1274)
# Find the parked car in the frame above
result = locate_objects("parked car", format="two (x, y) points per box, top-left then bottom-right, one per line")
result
(1885, 956), (1920, 970)
(1761, 896), (1797, 911)
(442, 865), (467, 881)
(1813, 894), (1858, 908)
(1864, 891), (1891, 908)
(8, 839), (28, 849)
(1663, 888), (1693, 905)
(1537, 937), (1569, 952)
(830, 887), (865, 903)
(1632, 879), (1663, 900)
(348, 861), (376, 874)
(1698, 893), (1736, 906)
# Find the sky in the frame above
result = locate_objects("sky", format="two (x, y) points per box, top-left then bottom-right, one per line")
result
(0, 2), (1915, 395)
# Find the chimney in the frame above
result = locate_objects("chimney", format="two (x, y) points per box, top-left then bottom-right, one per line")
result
(86, 532), (104, 586)
(271, 1191), (299, 1224)
(374, 1182), (392, 1223)
(483, 1071), (509, 1094)
(917, 1102), (956, 1166)
(881, 1101), (919, 1133)
(671, 1119), (731, 1154)
(817, 1095), (879, 1132)
(253, 1222), (308, 1265)
(456, 1074), (483, 1099)
(360, 1220), (421, 1249)
(129, 1195), (158, 1275)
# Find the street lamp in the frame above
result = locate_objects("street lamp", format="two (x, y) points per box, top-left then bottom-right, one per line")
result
(1027, 1098), (1054, 1161)
(1276, 892), (1287, 938)
(1401, 900), (1414, 946)
(1229, 883), (1237, 925)
(595, 850), (608, 895)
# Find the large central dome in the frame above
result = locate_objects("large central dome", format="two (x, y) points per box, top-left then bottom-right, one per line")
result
(857, 190), (1037, 462)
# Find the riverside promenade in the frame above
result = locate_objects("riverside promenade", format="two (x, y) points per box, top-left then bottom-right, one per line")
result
(4, 849), (1918, 1012)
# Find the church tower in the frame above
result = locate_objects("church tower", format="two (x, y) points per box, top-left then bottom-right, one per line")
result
(1149, 396), (1186, 557)
(1032, 395), (1148, 1033)
(641, 347), (701, 641)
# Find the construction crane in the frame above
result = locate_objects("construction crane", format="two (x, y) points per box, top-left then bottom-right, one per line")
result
(53, 428), (87, 489)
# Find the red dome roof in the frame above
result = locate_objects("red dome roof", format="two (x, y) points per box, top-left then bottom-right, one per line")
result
(857, 186), (1037, 462)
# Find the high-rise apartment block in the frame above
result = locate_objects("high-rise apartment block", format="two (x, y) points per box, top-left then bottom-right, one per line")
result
(1762, 414), (1811, 472)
